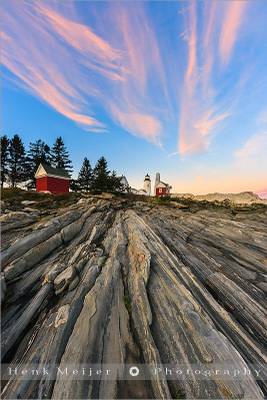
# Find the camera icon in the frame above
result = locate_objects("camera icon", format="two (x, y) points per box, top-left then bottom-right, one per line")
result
(129, 366), (140, 377)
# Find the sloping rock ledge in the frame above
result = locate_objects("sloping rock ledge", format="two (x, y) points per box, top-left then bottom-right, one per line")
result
(1, 197), (267, 399)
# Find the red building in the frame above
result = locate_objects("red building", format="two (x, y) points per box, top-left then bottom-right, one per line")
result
(154, 172), (172, 197)
(35, 163), (70, 194)
(156, 185), (170, 197)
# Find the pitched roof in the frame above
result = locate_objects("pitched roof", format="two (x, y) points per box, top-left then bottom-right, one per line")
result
(119, 175), (129, 185)
(37, 163), (70, 179)
(156, 181), (168, 188)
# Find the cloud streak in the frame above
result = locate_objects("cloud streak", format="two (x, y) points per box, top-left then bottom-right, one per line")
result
(178, 1), (248, 155)
(1, 0), (256, 156)
(100, 1), (170, 143)
(219, 1), (247, 66)
(2, 2), (109, 131)
(2, 1), (170, 142)
(37, 3), (125, 81)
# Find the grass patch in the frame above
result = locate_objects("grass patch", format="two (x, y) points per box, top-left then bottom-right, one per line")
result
(1, 188), (82, 212)
(150, 196), (171, 205)
(1, 188), (25, 200)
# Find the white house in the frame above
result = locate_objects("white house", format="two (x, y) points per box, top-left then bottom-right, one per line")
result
(119, 175), (130, 193)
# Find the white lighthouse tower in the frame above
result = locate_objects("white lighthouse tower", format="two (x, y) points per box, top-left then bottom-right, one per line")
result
(143, 174), (151, 196)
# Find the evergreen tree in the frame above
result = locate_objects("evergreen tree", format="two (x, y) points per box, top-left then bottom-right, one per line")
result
(78, 157), (93, 191)
(108, 170), (124, 193)
(51, 136), (73, 175)
(91, 156), (110, 192)
(70, 179), (79, 192)
(26, 139), (51, 187)
(8, 134), (27, 187)
(91, 157), (123, 193)
(1, 135), (10, 187)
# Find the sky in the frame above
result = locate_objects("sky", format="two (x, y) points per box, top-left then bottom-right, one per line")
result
(2, 0), (267, 195)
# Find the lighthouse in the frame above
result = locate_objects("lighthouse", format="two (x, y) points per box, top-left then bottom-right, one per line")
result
(143, 174), (151, 196)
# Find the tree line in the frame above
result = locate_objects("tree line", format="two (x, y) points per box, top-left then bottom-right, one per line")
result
(1, 134), (125, 193)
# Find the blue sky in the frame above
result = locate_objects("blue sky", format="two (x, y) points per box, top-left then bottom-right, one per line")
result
(2, 0), (267, 194)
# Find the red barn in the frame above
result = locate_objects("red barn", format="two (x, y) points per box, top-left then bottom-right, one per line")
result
(35, 163), (70, 195)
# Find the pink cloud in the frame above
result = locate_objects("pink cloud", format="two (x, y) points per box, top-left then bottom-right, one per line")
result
(37, 4), (123, 73)
(97, 2), (168, 142)
(178, 2), (236, 156)
(110, 106), (161, 145)
(2, 1), (169, 142)
(185, 4), (197, 82)
(193, 111), (230, 137)
(1, 2), (107, 131)
(219, 1), (247, 66)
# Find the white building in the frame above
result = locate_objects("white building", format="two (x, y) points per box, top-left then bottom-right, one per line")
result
(143, 174), (151, 196)
(131, 174), (151, 196)
(119, 175), (130, 193)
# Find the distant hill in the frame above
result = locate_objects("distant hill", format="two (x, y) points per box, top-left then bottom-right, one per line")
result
(256, 189), (267, 199)
(171, 191), (267, 204)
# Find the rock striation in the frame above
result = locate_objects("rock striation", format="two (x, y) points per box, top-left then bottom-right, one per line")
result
(1, 196), (267, 399)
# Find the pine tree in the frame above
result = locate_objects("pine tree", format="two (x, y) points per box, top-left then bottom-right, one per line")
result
(51, 136), (73, 175)
(78, 157), (93, 191)
(91, 156), (110, 192)
(70, 179), (79, 192)
(1, 135), (10, 187)
(108, 170), (124, 193)
(26, 139), (51, 187)
(91, 157), (123, 193)
(8, 134), (27, 187)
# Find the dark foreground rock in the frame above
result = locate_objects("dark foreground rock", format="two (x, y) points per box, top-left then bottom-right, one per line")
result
(1, 197), (267, 399)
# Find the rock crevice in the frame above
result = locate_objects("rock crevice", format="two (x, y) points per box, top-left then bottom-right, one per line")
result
(1, 198), (266, 399)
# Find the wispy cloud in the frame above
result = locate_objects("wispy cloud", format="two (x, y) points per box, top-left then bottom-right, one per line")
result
(38, 3), (125, 82)
(1, 0), (259, 158)
(109, 107), (162, 145)
(219, 1), (247, 66)
(235, 131), (267, 160)
(2, 1), (170, 142)
(2, 2), (109, 131)
(178, 1), (248, 156)
(100, 1), (170, 144)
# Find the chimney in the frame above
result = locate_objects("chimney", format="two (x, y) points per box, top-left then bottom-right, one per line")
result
(154, 172), (160, 195)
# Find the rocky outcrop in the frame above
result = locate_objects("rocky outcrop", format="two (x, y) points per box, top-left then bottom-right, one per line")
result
(171, 191), (267, 205)
(0, 211), (39, 233)
(1, 197), (266, 399)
